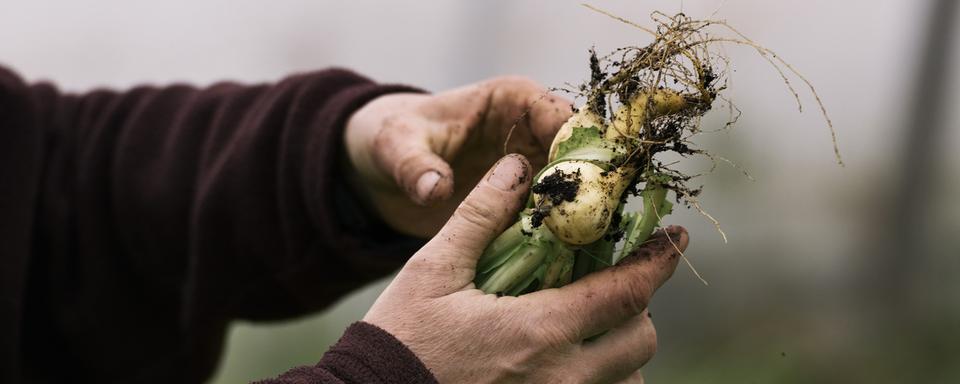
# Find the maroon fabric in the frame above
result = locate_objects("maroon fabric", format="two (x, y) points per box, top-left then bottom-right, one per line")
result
(0, 65), (435, 383)
(258, 322), (437, 384)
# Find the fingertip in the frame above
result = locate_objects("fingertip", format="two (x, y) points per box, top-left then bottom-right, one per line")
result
(615, 226), (689, 286)
(485, 153), (532, 192)
(620, 226), (688, 262)
(659, 225), (689, 252)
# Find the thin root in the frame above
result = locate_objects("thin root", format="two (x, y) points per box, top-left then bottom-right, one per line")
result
(503, 91), (552, 156)
(654, 201), (708, 286)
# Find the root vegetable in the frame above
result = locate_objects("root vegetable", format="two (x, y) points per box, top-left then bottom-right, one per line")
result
(534, 161), (631, 245)
(474, 8), (838, 296)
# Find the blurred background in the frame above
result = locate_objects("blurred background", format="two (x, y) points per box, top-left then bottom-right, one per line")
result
(3, 0), (957, 382)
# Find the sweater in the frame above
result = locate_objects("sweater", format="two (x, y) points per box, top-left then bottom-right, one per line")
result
(0, 64), (436, 383)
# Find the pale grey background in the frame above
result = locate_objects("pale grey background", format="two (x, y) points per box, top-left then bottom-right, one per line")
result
(3, 1), (957, 382)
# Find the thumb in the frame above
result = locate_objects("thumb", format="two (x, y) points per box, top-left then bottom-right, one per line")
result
(405, 154), (532, 287)
(372, 124), (454, 205)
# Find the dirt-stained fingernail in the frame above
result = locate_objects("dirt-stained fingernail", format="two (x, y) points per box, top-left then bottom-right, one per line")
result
(487, 154), (528, 191)
(416, 170), (441, 200)
(662, 225), (686, 242)
(641, 226), (685, 249)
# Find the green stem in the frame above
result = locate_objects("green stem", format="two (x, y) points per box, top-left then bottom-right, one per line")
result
(476, 219), (526, 275)
(479, 243), (548, 294)
(618, 179), (672, 263)
(541, 245), (576, 289)
(635, 184), (669, 244)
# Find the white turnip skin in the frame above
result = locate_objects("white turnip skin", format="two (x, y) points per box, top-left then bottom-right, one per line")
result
(534, 160), (633, 245)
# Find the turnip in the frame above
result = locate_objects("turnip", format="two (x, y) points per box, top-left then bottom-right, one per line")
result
(474, 7), (841, 295)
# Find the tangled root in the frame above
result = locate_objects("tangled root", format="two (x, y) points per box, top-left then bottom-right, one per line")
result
(551, 5), (841, 240)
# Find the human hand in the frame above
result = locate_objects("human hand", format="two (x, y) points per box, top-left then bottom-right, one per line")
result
(344, 77), (572, 237)
(363, 154), (688, 384)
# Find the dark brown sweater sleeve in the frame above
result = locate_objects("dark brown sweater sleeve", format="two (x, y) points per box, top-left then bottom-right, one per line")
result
(258, 322), (437, 384)
(1, 65), (434, 382)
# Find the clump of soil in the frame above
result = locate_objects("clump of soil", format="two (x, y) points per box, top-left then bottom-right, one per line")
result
(530, 169), (581, 227)
(533, 169), (581, 204)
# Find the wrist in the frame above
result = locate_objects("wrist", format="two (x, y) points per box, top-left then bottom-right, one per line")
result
(313, 322), (438, 384)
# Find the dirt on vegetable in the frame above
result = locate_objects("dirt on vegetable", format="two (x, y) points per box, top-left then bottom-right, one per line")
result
(530, 169), (582, 227)
(481, 4), (842, 294)
(550, 6), (841, 239)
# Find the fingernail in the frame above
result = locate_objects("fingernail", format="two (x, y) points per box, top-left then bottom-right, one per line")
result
(416, 170), (441, 200)
(488, 154), (527, 191)
(659, 225), (688, 247)
(663, 225), (683, 239)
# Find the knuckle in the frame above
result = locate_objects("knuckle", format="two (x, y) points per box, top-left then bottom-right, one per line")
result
(628, 318), (658, 367)
(631, 333), (658, 368)
(486, 76), (547, 107)
(372, 114), (407, 148)
(371, 124), (409, 176)
(524, 318), (572, 347)
(514, 298), (578, 346)
(646, 332), (658, 359)
(489, 75), (541, 90)
(371, 125), (396, 161)
(400, 255), (440, 275)
(456, 196), (499, 229)
(617, 272), (654, 315)
(638, 322), (658, 361)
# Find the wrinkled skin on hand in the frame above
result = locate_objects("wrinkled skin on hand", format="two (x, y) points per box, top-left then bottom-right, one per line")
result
(363, 155), (689, 384)
(345, 76), (572, 237)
